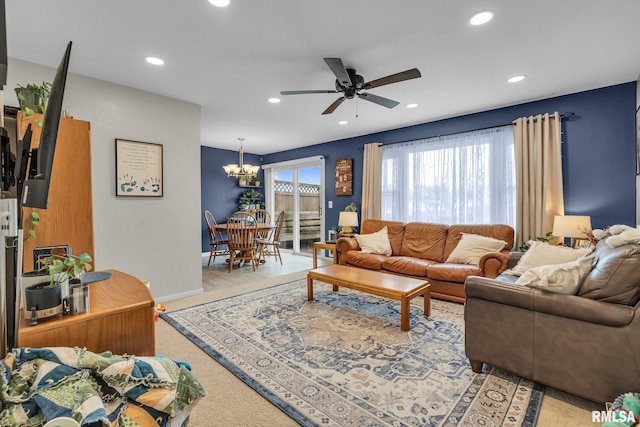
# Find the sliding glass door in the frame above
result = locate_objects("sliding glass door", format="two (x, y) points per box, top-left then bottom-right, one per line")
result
(263, 157), (324, 255)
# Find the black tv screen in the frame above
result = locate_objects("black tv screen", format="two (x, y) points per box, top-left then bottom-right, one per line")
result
(22, 41), (72, 209)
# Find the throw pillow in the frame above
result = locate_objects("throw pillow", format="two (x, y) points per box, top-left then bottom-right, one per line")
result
(515, 255), (594, 294)
(445, 233), (507, 266)
(509, 241), (592, 276)
(354, 226), (392, 256)
(606, 227), (640, 248)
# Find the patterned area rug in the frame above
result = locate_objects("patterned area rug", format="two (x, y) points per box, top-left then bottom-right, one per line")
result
(161, 279), (543, 426)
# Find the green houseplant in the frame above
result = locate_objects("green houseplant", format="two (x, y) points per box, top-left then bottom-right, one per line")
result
(15, 82), (51, 120)
(238, 189), (264, 210)
(23, 252), (93, 323)
(43, 252), (93, 287)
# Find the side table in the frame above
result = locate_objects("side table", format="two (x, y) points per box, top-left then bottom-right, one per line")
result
(18, 269), (155, 355)
(312, 241), (338, 268)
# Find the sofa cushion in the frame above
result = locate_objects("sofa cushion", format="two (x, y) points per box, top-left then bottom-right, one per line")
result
(360, 219), (405, 256)
(343, 251), (388, 270)
(382, 256), (435, 277)
(354, 226), (392, 255)
(445, 233), (507, 266)
(515, 255), (594, 295)
(399, 222), (448, 262)
(508, 241), (592, 276)
(445, 224), (514, 261)
(427, 263), (482, 283)
(578, 240), (640, 305)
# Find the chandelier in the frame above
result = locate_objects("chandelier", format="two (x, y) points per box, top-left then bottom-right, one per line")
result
(222, 138), (260, 179)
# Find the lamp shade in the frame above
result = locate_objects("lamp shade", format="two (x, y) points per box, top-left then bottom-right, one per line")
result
(552, 215), (592, 238)
(338, 211), (358, 227)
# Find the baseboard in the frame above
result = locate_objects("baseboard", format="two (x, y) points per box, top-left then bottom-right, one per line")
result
(155, 288), (204, 303)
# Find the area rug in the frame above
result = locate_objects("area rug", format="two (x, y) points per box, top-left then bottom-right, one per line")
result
(160, 279), (543, 426)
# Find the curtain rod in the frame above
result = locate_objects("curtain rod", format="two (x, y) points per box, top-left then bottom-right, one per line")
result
(375, 112), (574, 148)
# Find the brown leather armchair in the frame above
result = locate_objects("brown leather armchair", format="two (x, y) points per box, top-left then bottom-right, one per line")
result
(464, 240), (640, 403)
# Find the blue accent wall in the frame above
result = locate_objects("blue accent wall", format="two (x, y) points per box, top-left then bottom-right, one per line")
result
(200, 146), (262, 252)
(201, 82), (637, 251)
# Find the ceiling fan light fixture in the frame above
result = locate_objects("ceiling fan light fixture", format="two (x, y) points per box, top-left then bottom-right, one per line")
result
(208, 0), (230, 7)
(281, 58), (421, 115)
(508, 75), (526, 83)
(469, 10), (494, 26)
(268, 97), (280, 103)
(406, 103), (418, 109)
(338, 120), (348, 125)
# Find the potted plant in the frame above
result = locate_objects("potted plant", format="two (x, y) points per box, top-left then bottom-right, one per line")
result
(15, 82), (51, 119)
(23, 252), (92, 323)
(238, 189), (263, 210)
(46, 252), (93, 285)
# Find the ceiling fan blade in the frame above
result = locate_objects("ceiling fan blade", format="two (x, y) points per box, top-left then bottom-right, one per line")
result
(321, 97), (346, 115)
(324, 58), (352, 88)
(280, 90), (337, 95)
(363, 68), (421, 90)
(357, 93), (400, 109)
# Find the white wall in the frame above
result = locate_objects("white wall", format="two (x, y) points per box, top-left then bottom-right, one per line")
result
(6, 58), (203, 301)
(637, 74), (639, 227)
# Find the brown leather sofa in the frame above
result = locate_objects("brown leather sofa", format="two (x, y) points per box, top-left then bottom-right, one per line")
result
(464, 239), (640, 403)
(336, 219), (514, 302)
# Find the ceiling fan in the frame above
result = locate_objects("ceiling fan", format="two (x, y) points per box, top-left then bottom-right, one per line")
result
(280, 58), (421, 115)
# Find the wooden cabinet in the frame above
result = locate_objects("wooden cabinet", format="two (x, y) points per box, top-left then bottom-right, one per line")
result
(18, 270), (156, 355)
(18, 112), (94, 272)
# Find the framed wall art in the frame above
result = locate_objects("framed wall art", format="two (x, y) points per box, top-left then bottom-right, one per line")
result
(115, 139), (164, 197)
(335, 159), (353, 196)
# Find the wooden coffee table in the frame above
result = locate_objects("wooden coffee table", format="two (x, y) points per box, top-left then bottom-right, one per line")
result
(307, 264), (430, 331)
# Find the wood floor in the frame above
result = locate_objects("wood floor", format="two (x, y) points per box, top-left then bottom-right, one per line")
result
(201, 250), (331, 292)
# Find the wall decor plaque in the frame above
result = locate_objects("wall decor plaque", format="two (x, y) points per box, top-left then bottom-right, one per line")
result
(115, 139), (164, 197)
(335, 159), (352, 196)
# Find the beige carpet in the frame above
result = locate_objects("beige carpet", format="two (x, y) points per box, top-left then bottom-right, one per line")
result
(155, 254), (602, 426)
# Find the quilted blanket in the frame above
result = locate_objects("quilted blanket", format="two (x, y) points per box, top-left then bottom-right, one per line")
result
(0, 347), (206, 426)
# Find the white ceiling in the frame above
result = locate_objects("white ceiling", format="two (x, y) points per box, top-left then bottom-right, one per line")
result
(5, 1), (640, 155)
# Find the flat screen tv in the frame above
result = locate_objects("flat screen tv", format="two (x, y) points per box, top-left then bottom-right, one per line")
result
(22, 41), (72, 209)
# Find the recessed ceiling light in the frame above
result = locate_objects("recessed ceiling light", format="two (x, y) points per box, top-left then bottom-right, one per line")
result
(338, 121), (348, 125)
(406, 103), (418, 109)
(508, 75), (526, 83)
(268, 97), (280, 103)
(145, 56), (164, 66)
(208, 0), (230, 7)
(469, 10), (494, 26)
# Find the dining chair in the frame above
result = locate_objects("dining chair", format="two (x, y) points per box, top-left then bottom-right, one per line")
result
(253, 209), (272, 239)
(204, 210), (229, 266)
(257, 210), (285, 265)
(226, 211), (259, 272)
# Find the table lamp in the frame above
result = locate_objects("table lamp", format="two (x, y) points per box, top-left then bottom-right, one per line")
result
(552, 215), (592, 248)
(338, 211), (359, 237)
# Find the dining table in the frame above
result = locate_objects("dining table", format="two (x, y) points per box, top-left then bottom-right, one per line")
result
(214, 222), (275, 267)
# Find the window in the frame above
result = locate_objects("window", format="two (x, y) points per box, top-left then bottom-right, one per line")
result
(381, 126), (515, 226)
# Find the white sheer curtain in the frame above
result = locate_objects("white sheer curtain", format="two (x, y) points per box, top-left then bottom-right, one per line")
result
(381, 126), (515, 226)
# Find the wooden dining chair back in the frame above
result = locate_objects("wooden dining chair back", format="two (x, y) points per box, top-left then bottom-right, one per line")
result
(226, 211), (259, 272)
(253, 209), (272, 239)
(204, 210), (229, 266)
(258, 210), (285, 265)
